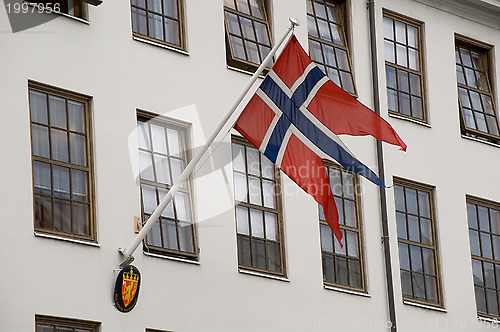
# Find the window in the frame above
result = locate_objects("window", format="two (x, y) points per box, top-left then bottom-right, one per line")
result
(394, 178), (441, 306)
(36, 315), (100, 332)
(467, 196), (500, 318)
(307, 0), (356, 95)
(231, 138), (285, 275)
(455, 36), (500, 141)
(223, 0), (272, 71)
(131, 0), (184, 49)
(29, 82), (95, 241)
(383, 11), (426, 122)
(319, 164), (365, 291)
(137, 112), (196, 258)
(30, 1), (88, 19)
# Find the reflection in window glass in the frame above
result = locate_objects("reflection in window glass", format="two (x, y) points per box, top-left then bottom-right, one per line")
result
(231, 139), (284, 275)
(394, 179), (441, 306)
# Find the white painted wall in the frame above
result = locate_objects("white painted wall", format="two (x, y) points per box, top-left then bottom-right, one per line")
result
(0, 0), (499, 331)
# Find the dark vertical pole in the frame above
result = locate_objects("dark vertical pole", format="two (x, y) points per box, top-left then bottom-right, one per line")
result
(367, 1), (397, 331)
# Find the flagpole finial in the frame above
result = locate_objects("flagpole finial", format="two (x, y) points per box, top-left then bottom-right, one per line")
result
(289, 17), (300, 28)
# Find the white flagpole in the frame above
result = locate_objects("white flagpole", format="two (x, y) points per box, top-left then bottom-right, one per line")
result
(119, 18), (300, 267)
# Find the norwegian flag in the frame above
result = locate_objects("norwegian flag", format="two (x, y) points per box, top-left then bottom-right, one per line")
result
(235, 36), (406, 244)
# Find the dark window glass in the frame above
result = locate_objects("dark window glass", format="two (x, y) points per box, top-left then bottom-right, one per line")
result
(131, 0), (184, 49)
(383, 12), (426, 122)
(456, 41), (500, 141)
(467, 197), (500, 319)
(394, 179), (441, 306)
(307, 0), (356, 95)
(30, 83), (94, 241)
(224, 0), (272, 71)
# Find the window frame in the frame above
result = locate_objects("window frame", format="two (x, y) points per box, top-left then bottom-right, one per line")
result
(35, 314), (100, 332)
(231, 135), (286, 276)
(455, 34), (500, 142)
(393, 177), (443, 307)
(130, 0), (186, 51)
(466, 195), (500, 319)
(320, 162), (366, 292)
(383, 9), (427, 123)
(223, 0), (273, 73)
(28, 81), (96, 242)
(137, 110), (198, 260)
(307, 0), (358, 97)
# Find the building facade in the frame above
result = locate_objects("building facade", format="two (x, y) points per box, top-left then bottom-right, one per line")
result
(1, 0), (500, 331)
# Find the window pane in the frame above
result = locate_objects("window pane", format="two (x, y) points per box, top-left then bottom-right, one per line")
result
(252, 239), (266, 269)
(267, 242), (281, 272)
(49, 96), (67, 129)
(53, 165), (70, 199)
(349, 260), (362, 289)
(230, 35), (246, 60)
(234, 172), (248, 202)
(151, 124), (167, 154)
(68, 101), (85, 133)
(397, 69), (409, 93)
(407, 25), (418, 48)
(69, 133), (87, 166)
(178, 222), (195, 253)
(262, 179), (275, 208)
(71, 169), (89, 202)
(240, 17), (255, 40)
(321, 224), (333, 252)
(154, 155), (171, 184)
(396, 44), (407, 67)
(396, 212), (407, 240)
(73, 203), (90, 236)
(139, 150), (155, 181)
(32, 125), (50, 158)
(226, 12), (241, 35)
(33, 161), (51, 195)
(148, 13), (164, 40)
(248, 176), (262, 205)
(385, 41), (395, 63)
(132, 8), (148, 35)
(398, 242), (410, 270)
(30, 91), (48, 124)
(163, 0), (178, 18)
(236, 206), (250, 235)
(238, 236), (251, 266)
(53, 199), (71, 233)
(264, 212), (277, 240)
(383, 17), (394, 39)
(386, 66), (397, 89)
(481, 232), (493, 259)
(50, 128), (68, 161)
(250, 208), (264, 238)
(410, 245), (423, 273)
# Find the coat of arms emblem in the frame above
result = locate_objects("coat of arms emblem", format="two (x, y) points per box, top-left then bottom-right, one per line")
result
(114, 265), (141, 312)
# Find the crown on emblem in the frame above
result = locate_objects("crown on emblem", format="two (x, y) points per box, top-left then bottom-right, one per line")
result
(123, 267), (139, 282)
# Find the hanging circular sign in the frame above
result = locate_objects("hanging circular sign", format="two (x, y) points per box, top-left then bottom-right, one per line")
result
(114, 265), (141, 313)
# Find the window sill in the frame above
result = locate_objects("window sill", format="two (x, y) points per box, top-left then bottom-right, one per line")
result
(403, 299), (446, 312)
(143, 251), (200, 265)
(388, 112), (431, 128)
(59, 11), (89, 24)
(323, 284), (370, 298)
(34, 231), (99, 247)
(477, 315), (500, 325)
(132, 35), (189, 56)
(461, 134), (500, 148)
(227, 65), (266, 79)
(238, 268), (289, 282)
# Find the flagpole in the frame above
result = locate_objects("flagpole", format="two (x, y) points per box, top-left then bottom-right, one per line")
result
(119, 18), (300, 267)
